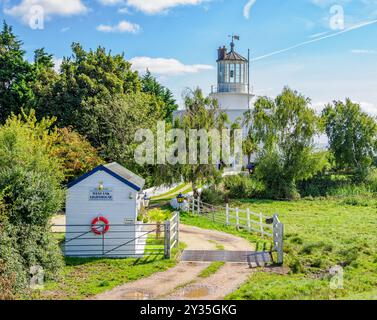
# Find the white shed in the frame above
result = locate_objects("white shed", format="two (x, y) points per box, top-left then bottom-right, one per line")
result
(65, 162), (146, 258)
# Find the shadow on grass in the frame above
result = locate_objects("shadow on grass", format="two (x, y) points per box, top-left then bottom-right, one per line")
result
(64, 254), (166, 267)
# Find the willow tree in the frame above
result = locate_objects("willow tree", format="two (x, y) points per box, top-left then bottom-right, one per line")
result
(172, 88), (231, 198)
(252, 87), (325, 199)
(322, 99), (377, 180)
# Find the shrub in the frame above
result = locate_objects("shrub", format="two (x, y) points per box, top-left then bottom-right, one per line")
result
(298, 174), (352, 197)
(0, 111), (65, 296)
(201, 187), (225, 205)
(223, 175), (265, 199)
(365, 168), (377, 193)
(0, 260), (17, 300)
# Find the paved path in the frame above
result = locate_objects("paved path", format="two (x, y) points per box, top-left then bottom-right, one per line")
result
(93, 224), (255, 300)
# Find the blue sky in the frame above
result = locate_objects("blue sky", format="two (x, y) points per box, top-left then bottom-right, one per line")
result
(1, 0), (377, 114)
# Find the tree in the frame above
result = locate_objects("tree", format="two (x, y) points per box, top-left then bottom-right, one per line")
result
(173, 88), (229, 197)
(251, 87), (324, 199)
(141, 70), (178, 122)
(322, 99), (377, 179)
(80, 92), (165, 176)
(243, 135), (258, 165)
(47, 43), (141, 128)
(51, 127), (103, 183)
(0, 22), (35, 122)
(31, 48), (60, 117)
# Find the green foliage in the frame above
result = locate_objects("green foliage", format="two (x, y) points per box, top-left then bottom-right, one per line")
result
(28, 255), (179, 300)
(322, 99), (377, 180)
(0, 22), (35, 122)
(141, 70), (178, 122)
(298, 173), (351, 197)
(180, 198), (377, 300)
(173, 88), (229, 196)
(365, 168), (377, 193)
(51, 127), (103, 183)
(0, 111), (64, 296)
(47, 43), (140, 128)
(147, 208), (170, 223)
(242, 135), (258, 164)
(223, 175), (265, 199)
(79, 93), (164, 178)
(250, 87), (327, 199)
(201, 187), (225, 205)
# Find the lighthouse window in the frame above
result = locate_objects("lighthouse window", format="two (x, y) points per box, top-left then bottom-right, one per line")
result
(229, 64), (235, 82)
(236, 64), (241, 83)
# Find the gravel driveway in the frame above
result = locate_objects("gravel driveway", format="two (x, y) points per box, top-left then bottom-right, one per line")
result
(93, 224), (255, 300)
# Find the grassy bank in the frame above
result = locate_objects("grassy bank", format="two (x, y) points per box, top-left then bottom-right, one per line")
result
(181, 197), (377, 300)
(27, 244), (185, 300)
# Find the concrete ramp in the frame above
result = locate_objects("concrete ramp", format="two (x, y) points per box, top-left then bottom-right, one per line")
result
(181, 250), (272, 266)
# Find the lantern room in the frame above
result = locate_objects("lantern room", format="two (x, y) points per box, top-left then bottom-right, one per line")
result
(216, 37), (249, 94)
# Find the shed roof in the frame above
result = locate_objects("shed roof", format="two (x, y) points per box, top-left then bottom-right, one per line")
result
(67, 162), (145, 191)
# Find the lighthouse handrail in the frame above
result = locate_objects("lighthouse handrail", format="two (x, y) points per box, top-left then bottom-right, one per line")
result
(211, 83), (249, 94)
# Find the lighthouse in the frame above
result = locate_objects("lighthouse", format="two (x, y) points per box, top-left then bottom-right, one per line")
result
(210, 36), (254, 124)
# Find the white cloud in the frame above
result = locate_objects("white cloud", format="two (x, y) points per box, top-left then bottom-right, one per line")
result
(97, 20), (141, 33)
(350, 49), (377, 54)
(4, 0), (88, 23)
(125, 0), (207, 14)
(53, 57), (63, 73)
(243, 0), (256, 20)
(98, 0), (124, 5)
(359, 101), (377, 116)
(312, 100), (377, 116)
(130, 57), (213, 76)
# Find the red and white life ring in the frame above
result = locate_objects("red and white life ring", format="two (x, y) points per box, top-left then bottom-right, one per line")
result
(91, 216), (110, 235)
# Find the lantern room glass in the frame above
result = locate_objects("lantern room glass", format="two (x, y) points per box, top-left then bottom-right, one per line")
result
(217, 61), (248, 93)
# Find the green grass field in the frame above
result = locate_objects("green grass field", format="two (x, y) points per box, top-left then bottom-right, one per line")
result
(181, 196), (377, 300)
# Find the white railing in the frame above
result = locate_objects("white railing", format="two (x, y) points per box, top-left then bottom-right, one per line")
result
(164, 212), (180, 259)
(187, 197), (284, 264)
(211, 83), (250, 94)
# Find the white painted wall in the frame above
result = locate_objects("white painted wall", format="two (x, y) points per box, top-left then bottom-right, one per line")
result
(65, 170), (143, 257)
(210, 92), (253, 111)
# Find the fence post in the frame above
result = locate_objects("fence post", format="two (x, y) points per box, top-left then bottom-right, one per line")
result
(236, 208), (240, 229)
(273, 214), (284, 265)
(197, 199), (200, 215)
(247, 208), (251, 232)
(259, 212), (264, 237)
(226, 204), (230, 226)
(192, 198), (195, 215)
(164, 220), (171, 259)
(102, 232), (105, 256)
(176, 213), (180, 248)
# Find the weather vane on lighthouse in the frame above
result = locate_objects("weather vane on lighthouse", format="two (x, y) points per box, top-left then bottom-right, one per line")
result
(229, 34), (240, 51)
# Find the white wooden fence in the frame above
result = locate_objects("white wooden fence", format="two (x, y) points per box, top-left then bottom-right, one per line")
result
(164, 211), (180, 259)
(187, 197), (284, 264)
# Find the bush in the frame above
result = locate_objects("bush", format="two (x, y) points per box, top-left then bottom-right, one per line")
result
(0, 111), (65, 296)
(297, 174), (352, 197)
(223, 175), (265, 199)
(201, 187), (225, 205)
(0, 226), (27, 298)
(365, 168), (377, 193)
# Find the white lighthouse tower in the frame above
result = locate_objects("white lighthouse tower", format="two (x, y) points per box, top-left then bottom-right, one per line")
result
(210, 36), (254, 124)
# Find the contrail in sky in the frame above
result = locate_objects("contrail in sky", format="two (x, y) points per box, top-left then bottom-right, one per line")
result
(251, 19), (377, 62)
